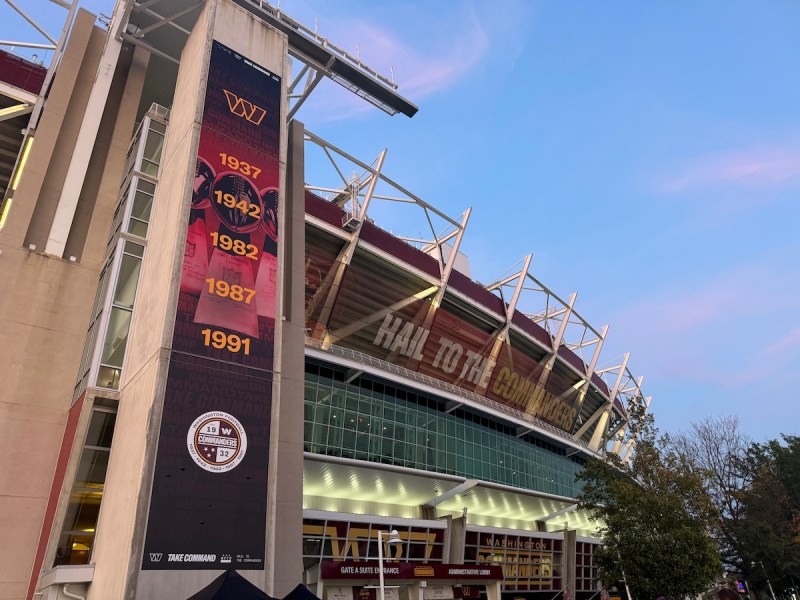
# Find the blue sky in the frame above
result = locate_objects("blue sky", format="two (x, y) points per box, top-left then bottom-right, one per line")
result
(4, 1), (799, 442)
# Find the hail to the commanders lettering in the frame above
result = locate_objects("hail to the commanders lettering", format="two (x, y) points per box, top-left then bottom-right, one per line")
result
(187, 411), (248, 473)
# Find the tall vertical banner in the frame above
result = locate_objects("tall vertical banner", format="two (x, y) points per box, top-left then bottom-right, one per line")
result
(142, 40), (282, 570)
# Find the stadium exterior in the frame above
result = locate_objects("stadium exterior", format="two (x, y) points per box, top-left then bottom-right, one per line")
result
(0, 1), (649, 599)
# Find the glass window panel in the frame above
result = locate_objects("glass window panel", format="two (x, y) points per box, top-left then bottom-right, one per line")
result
(299, 375), (587, 496)
(130, 186), (154, 221)
(100, 307), (132, 368)
(54, 532), (95, 566)
(116, 180), (131, 214)
(85, 411), (116, 448)
(74, 449), (110, 487)
(127, 218), (148, 238)
(61, 490), (102, 533)
(96, 365), (121, 390)
(54, 408), (117, 568)
(124, 130), (141, 176)
(140, 160), (159, 177)
(149, 120), (166, 135)
(113, 253), (141, 308)
(124, 240), (145, 257)
(137, 179), (156, 195)
(142, 130), (164, 164)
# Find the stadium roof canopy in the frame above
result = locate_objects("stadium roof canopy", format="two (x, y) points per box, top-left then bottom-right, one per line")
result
(114, 0), (418, 116)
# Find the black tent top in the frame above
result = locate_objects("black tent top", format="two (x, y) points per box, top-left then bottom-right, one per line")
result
(186, 570), (275, 600)
(284, 583), (322, 600)
(186, 571), (322, 600)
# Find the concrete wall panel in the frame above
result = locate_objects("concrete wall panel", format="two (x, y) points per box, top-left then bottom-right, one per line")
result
(86, 352), (166, 600)
(0, 496), (47, 599)
(24, 25), (106, 251)
(0, 10), (97, 248)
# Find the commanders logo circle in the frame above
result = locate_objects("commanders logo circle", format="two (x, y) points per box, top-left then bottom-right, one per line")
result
(186, 411), (247, 473)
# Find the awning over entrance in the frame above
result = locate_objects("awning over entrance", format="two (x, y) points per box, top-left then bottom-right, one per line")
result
(304, 456), (599, 535)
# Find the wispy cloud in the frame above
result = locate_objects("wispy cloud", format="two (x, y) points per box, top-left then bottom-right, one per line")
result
(287, 1), (529, 123)
(657, 144), (800, 193)
(761, 327), (800, 357)
(617, 265), (762, 335)
(341, 13), (489, 99)
(607, 263), (800, 390)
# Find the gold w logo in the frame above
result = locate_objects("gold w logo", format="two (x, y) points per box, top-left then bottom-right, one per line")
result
(223, 89), (267, 125)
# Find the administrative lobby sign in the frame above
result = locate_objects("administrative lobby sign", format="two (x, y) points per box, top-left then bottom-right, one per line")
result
(142, 40), (282, 570)
(321, 561), (503, 581)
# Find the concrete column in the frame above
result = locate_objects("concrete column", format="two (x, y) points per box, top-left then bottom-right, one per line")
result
(2, 9), (97, 249)
(89, 1), (291, 598)
(265, 118), (305, 596)
(446, 516), (467, 564)
(563, 529), (576, 600)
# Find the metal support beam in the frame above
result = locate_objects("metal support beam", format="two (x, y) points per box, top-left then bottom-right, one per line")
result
(4, 0), (57, 45)
(423, 480), (479, 509)
(551, 293), (576, 351)
(573, 405), (607, 440)
(444, 400), (462, 414)
(344, 369), (363, 384)
(589, 352), (630, 450)
(325, 285), (438, 344)
(287, 60), (330, 122)
(0, 103), (33, 121)
(570, 324), (608, 428)
(431, 207), (471, 308)
(0, 40), (55, 50)
(535, 293), (576, 391)
(311, 148), (388, 337)
(131, 3), (201, 39)
(469, 254), (532, 395)
(540, 503), (577, 523)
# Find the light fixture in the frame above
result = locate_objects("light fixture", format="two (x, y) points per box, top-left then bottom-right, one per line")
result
(11, 137), (33, 191)
(0, 198), (12, 231)
(378, 529), (402, 600)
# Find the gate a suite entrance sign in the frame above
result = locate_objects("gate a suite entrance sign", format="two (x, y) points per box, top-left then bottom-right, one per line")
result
(142, 39), (281, 571)
(319, 561), (504, 600)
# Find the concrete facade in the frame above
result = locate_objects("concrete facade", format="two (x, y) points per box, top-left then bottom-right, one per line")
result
(0, 11), (147, 599)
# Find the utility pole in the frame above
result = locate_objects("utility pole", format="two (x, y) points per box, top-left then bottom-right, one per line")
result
(753, 561), (777, 600)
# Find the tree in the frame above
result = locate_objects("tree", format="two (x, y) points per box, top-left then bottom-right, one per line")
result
(669, 416), (751, 574)
(578, 399), (721, 599)
(734, 436), (800, 596)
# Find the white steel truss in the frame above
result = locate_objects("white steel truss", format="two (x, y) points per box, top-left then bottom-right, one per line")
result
(304, 129), (468, 279)
(0, 0), (78, 129)
(303, 132), (650, 455)
(0, 0), (78, 213)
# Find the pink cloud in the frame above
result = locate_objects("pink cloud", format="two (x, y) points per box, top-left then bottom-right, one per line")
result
(761, 327), (800, 357)
(659, 145), (800, 192)
(617, 266), (759, 335)
(288, 5), (495, 122)
(606, 263), (800, 389)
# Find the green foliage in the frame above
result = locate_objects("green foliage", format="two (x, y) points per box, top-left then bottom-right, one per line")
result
(734, 435), (800, 594)
(666, 419), (800, 596)
(578, 400), (721, 599)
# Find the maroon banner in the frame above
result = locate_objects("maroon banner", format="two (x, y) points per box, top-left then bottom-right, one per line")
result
(321, 561), (503, 581)
(173, 40), (281, 370)
(143, 40), (281, 570)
